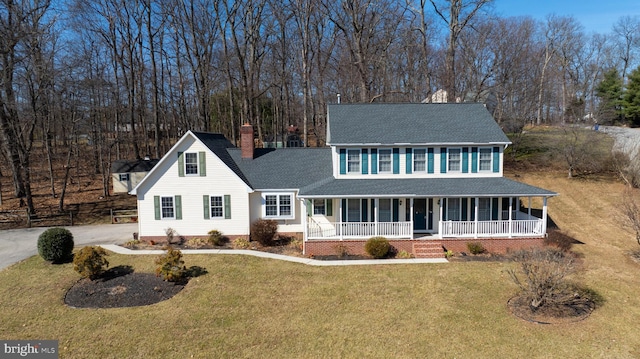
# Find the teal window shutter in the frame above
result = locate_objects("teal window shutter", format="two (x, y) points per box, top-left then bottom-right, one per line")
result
(175, 195), (182, 220)
(392, 199), (399, 222)
(370, 200), (375, 222)
(326, 199), (333, 216)
(339, 149), (346, 174)
(154, 196), (160, 220)
(470, 198), (476, 220)
(361, 149), (369, 174)
(199, 151), (206, 176)
(178, 152), (185, 177)
(440, 148), (447, 173)
(493, 147), (500, 172)
(428, 148), (434, 173)
(203, 195), (210, 219)
(462, 198), (468, 220)
(341, 199), (347, 222)
(371, 149), (378, 174)
(361, 199), (368, 222)
(224, 195), (231, 219)
(471, 147), (478, 173)
(462, 147), (469, 173)
(393, 148), (400, 174)
(492, 198), (499, 220)
(306, 200), (312, 217)
(442, 199), (447, 220)
(406, 148), (412, 174)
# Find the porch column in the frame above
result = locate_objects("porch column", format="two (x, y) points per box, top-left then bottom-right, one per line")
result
(542, 197), (548, 235)
(302, 199), (308, 243)
(410, 198), (414, 240)
(474, 197), (479, 238)
(438, 198), (444, 236)
(374, 198), (379, 236)
(508, 197), (513, 238)
(339, 198), (343, 240)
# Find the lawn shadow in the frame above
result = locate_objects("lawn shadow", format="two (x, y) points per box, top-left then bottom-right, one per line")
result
(100, 265), (134, 281)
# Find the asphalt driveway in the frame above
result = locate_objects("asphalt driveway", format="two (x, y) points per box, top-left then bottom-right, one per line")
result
(0, 223), (137, 270)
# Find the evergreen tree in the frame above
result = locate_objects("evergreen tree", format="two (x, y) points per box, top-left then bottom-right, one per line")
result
(595, 68), (623, 124)
(623, 66), (640, 126)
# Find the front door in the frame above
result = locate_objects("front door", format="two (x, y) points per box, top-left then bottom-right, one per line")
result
(414, 199), (427, 231)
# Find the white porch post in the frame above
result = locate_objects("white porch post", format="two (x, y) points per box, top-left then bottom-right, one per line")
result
(302, 199), (308, 244)
(508, 197), (513, 238)
(339, 198), (343, 240)
(410, 198), (414, 239)
(438, 198), (444, 236)
(542, 197), (548, 235)
(474, 197), (479, 239)
(374, 198), (379, 236)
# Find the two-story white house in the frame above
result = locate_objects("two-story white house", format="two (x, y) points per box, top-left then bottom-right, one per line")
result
(131, 103), (557, 257)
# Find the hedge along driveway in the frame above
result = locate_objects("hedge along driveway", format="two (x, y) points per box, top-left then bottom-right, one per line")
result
(0, 223), (137, 270)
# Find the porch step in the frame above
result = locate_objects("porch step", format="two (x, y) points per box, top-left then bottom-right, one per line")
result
(412, 242), (445, 259)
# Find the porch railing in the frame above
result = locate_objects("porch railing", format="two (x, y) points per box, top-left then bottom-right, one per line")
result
(307, 220), (412, 239)
(441, 219), (543, 238)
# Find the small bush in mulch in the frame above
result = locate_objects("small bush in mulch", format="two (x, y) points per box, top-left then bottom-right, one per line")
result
(73, 246), (109, 280)
(251, 219), (279, 246)
(365, 236), (391, 259)
(466, 241), (486, 255)
(155, 246), (187, 283)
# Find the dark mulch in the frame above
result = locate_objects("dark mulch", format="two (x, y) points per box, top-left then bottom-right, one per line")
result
(507, 295), (595, 324)
(64, 266), (184, 308)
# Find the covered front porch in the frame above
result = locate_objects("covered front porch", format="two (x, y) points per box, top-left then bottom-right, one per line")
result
(304, 196), (550, 240)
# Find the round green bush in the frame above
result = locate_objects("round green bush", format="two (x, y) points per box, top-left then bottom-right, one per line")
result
(37, 227), (75, 263)
(365, 236), (390, 259)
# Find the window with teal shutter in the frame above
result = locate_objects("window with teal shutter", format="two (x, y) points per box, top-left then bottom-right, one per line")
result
(471, 147), (478, 173)
(341, 199), (347, 222)
(224, 195), (231, 219)
(203, 195), (210, 219)
(440, 148), (447, 173)
(393, 148), (399, 174)
(339, 149), (346, 174)
(492, 198), (499, 220)
(361, 199), (368, 222)
(462, 198), (468, 220)
(326, 199), (333, 216)
(493, 147), (500, 172)
(406, 148), (412, 174)
(306, 200), (312, 216)
(371, 149), (378, 174)
(361, 149), (368, 174)
(392, 199), (399, 222)
(428, 148), (434, 173)
(462, 147), (469, 173)
(175, 195), (182, 220)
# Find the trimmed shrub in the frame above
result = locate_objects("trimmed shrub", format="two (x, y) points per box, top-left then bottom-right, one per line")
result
(251, 219), (279, 246)
(73, 246), (109, 280)
(155, 245), (186, 282)
(37, 227), (75, 263)
(396, 249), (413, 259)
(365, 236), (390, 259)
(232, 237), (251, 249)
(466, 242), (486, 255)
(207, 230), (228, 246)
(185, 237), (208, 248)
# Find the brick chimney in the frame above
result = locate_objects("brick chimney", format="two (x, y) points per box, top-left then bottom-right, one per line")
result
(240, 123), (254, 159)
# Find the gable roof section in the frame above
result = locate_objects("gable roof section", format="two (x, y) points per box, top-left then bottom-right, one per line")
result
(111, 158), (159, 173)
(327, 103), (511, 145)
(299, 177), (557, 198)
(190, 131), (252, 187)
(228, 147), (333, 190)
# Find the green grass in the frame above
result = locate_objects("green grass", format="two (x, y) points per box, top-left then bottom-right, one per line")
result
(2, 244), (640, 358)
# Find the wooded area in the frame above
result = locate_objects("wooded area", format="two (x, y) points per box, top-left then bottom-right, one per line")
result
(1, 0), (640, 215)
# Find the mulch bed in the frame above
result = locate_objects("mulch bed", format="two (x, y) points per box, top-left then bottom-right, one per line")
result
(507, 295), (595, 324)
(64, 266), (184, 308)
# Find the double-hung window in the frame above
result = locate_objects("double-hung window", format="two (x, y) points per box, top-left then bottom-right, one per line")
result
(210, 196), (224, 218)
(448, 148), (461, 172)
(346, 199), (361, 222)
(119, 173), (130, 182)
(446, 198), (461, 221)
(478, 198), (491, 221)
(161, 196), (175, 219)
(378, 198), (392, 222)
(347, 149), (360, 173)
(313, 199), (326, 215)
(378, 149), (392, 173)
(479, 148), (492, 171)
(413, 149), (426, 172)
(264, 193), (293, 219)
(185, 152), (198, 175)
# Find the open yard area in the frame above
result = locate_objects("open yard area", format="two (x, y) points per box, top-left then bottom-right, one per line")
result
(2, 127), (640, 358)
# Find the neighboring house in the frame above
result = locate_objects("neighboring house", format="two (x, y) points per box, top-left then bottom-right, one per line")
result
(131, 103), (557, 257)
(112, 157), (159, 193)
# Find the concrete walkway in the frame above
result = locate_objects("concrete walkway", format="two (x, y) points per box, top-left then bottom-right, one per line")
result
(102, 245), (448, 266)
(0, 223), (137, 270)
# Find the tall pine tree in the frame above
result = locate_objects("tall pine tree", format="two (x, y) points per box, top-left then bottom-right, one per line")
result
(624, 66), (640, 127)
(595, 68), (623, 124)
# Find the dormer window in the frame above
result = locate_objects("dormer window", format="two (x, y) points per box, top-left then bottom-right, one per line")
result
(479, 148), (492, 171)
(448, 148), (461, 172)
(347, 149), (360, 173)
(413, 149), (426, 172)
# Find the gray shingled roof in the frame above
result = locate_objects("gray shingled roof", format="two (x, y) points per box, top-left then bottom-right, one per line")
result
(191, 131), (253, 187)
(228, 148), (333, 190)
(299, 177), (557, 198)
(112, 158), (159, 173)
(327, 103), (511, 145)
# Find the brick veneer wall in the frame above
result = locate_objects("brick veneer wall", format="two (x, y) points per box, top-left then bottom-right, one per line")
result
(304, 237), (545, 256)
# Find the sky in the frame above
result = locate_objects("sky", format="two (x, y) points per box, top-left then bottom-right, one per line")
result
(494, 0), (640, 34)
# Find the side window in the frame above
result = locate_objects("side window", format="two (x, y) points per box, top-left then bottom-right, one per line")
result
(210, 196), (223, 218)
(161, 196), (175, 219)
(185, 152), (198, 175)
(119, 173), (130, 182)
